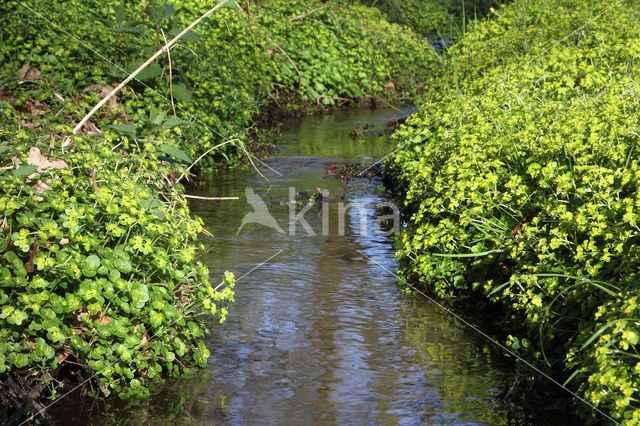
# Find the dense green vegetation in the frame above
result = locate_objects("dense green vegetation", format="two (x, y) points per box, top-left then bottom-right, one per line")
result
(360, 0), (495, 36)
(0, 0), (437, 419)
(386, 0), (640, 423)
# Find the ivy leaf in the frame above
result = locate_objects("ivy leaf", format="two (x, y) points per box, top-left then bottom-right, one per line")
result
(158, 144), (192, 164)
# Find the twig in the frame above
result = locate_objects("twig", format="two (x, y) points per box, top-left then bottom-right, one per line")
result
(329, 7), (343, 37)
(200, 228), (214, 238)
(72, 0), (234, 135)
(289, 4), (328, 21)
(174, 139), (238, 185)
(239, 141), (269, 183)
(264, 35), (319, 100)
(159, 28), (176, 117)
(88, 166), (101, 205)
(182, 195), (239, 200)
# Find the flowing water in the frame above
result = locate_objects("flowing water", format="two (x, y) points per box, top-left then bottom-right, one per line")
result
(51, 107), (517, 424)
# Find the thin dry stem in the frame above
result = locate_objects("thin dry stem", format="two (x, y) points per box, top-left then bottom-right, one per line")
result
(183, 195), (239, 200)
(174, 139), (239, 185)
(159, 28), (177, 117)
(72, 0), (234, 135)
(290, 5), (328, 21)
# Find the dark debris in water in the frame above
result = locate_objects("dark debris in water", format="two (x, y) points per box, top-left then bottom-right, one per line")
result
(348, 116), (407, 140)
(323, 162), (383, 181)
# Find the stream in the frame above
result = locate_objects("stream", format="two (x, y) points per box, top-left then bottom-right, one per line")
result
(51, 107), (516, 424)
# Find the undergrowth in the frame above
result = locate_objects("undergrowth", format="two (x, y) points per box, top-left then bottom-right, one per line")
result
(0, 0), (439, 421)
(386, 0), (640, 423)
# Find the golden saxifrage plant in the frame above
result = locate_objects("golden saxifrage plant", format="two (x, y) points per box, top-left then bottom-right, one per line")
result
(386, 0), (640, 422)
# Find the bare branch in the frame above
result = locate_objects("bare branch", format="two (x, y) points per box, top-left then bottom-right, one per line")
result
(290, 5), (328, 21)
(73, 0), (235, 135)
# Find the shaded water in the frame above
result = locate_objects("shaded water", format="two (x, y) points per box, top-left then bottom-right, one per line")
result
(52, 107), (515, 424)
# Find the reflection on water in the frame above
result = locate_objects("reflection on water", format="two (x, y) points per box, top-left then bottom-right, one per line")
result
(50, 107), (513, 424)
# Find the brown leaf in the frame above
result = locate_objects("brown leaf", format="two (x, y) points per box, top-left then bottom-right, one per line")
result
(26, 100), (48, 116)
(19, 65), (44, 84)
(59, 237), (70, 246)
(82, 84), (118, 112)
(27, 147), (68, 176)
(33, 180), (52, 194)
(511, 223), (522, 237)
(99, 315), (112, 325)
(76, 311), (91, 321)
(57, 351), (70, 364)
(24, 240), (39, 274)
(71, 326), (87, 336)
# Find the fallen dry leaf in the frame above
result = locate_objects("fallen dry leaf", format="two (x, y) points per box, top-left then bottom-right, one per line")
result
(26, 100), (48, 116)
(27, 147), (68, 174)
(99, 315), (112, 325)
(57, 351), (70, 364)
(33, 180), (52, 193)
(59, 237), (70, 246)
(24, 240), (39, 274)
(82, 84), (118, 112)
(19, 65), (44, 85)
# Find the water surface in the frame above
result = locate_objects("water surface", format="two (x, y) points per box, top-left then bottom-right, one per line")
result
(51, 107), (513, 424)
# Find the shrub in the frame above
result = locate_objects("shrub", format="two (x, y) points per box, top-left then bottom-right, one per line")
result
(0, 108), (235, 403)
(0, 0), (441, 418)
(386, 0), (640, 422)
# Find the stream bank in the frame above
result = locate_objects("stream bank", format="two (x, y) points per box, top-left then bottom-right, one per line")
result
(49, 106), (523, 424)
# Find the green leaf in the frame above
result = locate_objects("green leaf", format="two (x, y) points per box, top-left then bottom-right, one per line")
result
(108, 26), (146, 34)
(158, 144), (192, 163)
(168, 28), (200, 42)
(12, 164), (37, 179)
(108, 124), (140, 136)
(85, 255), (101, 270)
(127, 61), (162, 82)
(141, 197), (162, 210)
(219, 0), (240, 10)
(171, 84), (191, 103)
(114, 258), (132, 274)
(159, 117), (192, 132)
(13, 353), (29, 368)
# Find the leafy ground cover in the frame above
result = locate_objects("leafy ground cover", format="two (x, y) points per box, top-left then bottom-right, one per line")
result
(385, 0), (640, 423)
(0, 0), (438, 421)
(359, 0), (495, 36)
